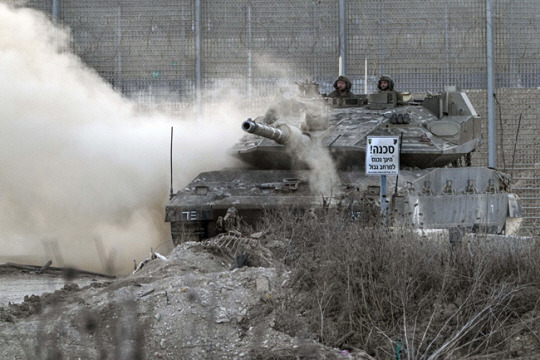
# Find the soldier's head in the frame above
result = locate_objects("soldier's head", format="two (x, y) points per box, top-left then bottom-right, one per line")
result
(333, 75), (352, 92)
(378, 75), (394, 91)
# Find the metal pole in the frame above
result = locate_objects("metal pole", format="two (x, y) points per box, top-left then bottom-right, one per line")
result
(52, 0), (60, 25)
(195, 0), (202, 115)
(364, 58), (367, 94)
(445, 2), (450, 86)
(115, 5), (123, 91)
(247, 3), (252, 99)
(486, 0), (496, 168)
(338, 0), (346, 75)
(508, 4), (519, 87)
(170, 127), (174, 199)
(380, 175), (387, 225)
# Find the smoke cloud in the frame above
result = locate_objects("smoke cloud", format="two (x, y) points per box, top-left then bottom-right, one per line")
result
(0, 4), (244, 274)
(260, 85), (341, 197)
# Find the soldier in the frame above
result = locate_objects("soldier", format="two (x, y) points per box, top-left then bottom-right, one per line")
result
(377, 75), (395, 92)
(377, 75), (404, 106)
(328, 75), (355, 98)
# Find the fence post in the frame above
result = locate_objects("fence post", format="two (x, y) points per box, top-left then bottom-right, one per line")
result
(195, 0), (202, 115)
(486, 0), (496, 168)
(247, 3), (252, 99)
(339, 0), (346, 75)
(52, 0), (60, 24)
(115, 5), (123, 91)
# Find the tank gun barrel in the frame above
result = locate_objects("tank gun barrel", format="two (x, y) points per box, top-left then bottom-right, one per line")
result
(242, 119), (288, 144)
(242, 119), (311, 148)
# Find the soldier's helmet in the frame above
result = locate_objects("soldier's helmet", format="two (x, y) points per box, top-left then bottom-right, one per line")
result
(333, 75), (352, 90)
(377, 75), (394, 91)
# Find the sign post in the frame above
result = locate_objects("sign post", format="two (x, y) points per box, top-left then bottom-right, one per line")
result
(365, 136), (401, 224)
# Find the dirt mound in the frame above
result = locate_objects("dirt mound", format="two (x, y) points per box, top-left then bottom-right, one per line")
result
(0, 238), (373, 359)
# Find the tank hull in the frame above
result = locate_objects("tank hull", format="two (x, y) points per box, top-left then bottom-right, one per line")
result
(165, 167), (522, 245)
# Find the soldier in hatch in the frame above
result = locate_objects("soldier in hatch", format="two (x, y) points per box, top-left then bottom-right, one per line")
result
(377, 75), (395, 92)
(377, 74), (406, 106)
(328, 75), (355, 98)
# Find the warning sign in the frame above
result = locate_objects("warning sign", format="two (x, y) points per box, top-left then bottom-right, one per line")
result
(365, 136), (400, 175)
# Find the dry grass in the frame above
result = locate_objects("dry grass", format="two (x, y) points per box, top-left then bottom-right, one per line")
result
(259, 208), (540, 359)
(4, 207), (539, 359)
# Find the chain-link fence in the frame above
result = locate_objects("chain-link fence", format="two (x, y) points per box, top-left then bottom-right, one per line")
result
(7, 0), (540, 233)
(13, 1), (540, 92)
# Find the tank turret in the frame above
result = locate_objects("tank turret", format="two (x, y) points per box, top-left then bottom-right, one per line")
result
(166, 83), (522, 243)
(231, 86), (482, 170)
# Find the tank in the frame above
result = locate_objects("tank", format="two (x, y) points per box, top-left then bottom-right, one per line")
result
(165, 83), (522, 244)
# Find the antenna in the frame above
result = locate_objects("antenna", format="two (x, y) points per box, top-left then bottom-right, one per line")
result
(169, 126), (174, 199)
(364, 58), (368, 94)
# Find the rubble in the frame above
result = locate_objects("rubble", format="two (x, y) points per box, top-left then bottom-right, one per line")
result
(0, 239), (374, 359)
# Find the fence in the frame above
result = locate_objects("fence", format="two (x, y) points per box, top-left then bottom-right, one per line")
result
(8, 0), (540, 234)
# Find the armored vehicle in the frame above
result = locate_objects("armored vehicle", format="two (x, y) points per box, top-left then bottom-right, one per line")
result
(166, 84), (522, 244)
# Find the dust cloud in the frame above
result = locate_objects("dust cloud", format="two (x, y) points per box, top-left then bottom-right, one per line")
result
(0, 4), (244, 274)
(256, 78), (341, 197)
(304, 147), (341, 198)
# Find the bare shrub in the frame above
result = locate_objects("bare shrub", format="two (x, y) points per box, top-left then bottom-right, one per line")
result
(263, 209), (540, 359)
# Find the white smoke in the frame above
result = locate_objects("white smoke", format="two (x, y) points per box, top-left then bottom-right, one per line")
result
(0, 4), (244, 274)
